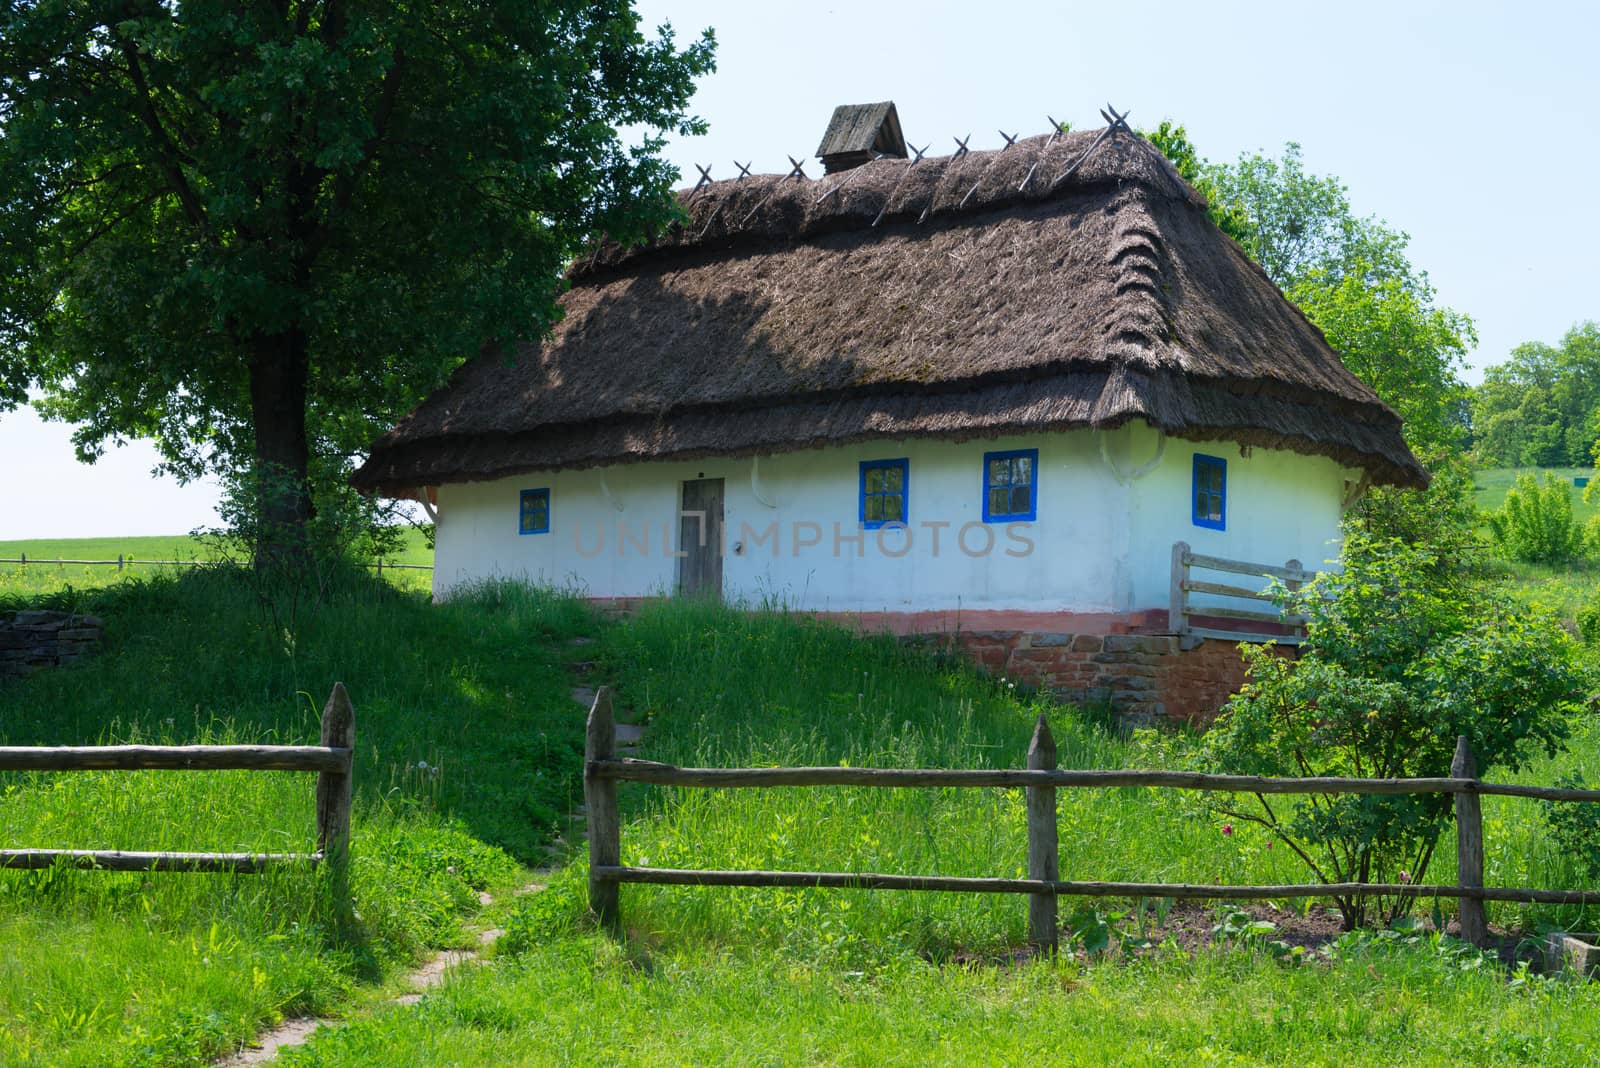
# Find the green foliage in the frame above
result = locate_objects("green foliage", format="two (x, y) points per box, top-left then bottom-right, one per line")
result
(1350, 447), (1487, 577)
(1544, 775), (1600, 885)
(1487, 472), (1591, 565)
(1579, 604), (1600, 650)
(1205, 530), (1585, 928)
(1287, 267), (1475, 453)
(0, 1), (716, 554)
(1473, 323), (1600, 468)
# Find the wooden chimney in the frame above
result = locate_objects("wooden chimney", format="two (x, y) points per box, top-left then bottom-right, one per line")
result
(815, 101), (907, 174)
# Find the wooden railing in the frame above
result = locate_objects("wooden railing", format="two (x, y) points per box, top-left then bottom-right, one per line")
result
(0, 554), (431, 575)
(0, 684), (354, 879)
(1168, 540), (1314, 646)
(584, 688), (1600, 950)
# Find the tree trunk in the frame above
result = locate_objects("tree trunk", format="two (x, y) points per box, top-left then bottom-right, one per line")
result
(248, 329), (314, 571)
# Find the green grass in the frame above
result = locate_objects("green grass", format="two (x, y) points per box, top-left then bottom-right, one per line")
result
(274, 596), (1600, 1066)
(6, 572), (1600, 1064)
(0, 529), (434, 597)
(1471, 467), (1599, 630)
(275, 932), (1600, 1067)
(1474, 466), (1598, 524)
(0, 568), (592, 1065)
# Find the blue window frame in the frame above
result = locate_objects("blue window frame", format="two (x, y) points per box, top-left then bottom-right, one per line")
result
(859, 458), (909, 529)
(982, 449), (1038, 522)
(1192, 454), (1226, 530)
(519, 488), (550, 535)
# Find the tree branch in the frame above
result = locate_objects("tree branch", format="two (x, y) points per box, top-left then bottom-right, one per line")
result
(116, 34), (211, 236)
(305, 52), (405, 260)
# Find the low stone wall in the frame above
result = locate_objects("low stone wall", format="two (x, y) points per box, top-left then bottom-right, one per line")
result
(0, 610), (105, 681)
(905, 628), (1294, 727)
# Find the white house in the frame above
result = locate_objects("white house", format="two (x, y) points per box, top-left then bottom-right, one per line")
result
(354, 105), (1425, 722)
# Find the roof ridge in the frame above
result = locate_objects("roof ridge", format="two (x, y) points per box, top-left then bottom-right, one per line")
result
(573, 129), (1204, 282)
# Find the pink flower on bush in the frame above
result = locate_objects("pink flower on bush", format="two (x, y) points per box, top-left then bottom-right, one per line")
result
(1398, 870), (1412, 884)
(1221, 823), (1234, 836)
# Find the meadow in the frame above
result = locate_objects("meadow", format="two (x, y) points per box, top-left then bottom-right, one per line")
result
(3, 521), (1600, 1064)
(1473, 467), (1599, 624)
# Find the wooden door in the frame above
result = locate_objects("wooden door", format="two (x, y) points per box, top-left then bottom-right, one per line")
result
(677, 478), (724, 598)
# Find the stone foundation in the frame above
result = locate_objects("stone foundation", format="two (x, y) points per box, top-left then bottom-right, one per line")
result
(903, 628), (1295, 727)
(0, 610), (105, 681)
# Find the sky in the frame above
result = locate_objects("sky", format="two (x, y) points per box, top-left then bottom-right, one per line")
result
(2, 0), (1595, 540)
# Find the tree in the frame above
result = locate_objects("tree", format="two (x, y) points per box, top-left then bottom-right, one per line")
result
(0, 1), (715, 563)
(1143, 131), (1474, 452)
(1472, 324), (1600, 468)
(1287, 267), (1475, 453)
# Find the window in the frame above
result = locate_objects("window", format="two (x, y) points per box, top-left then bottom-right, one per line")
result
(519, 488), (550, 534)
(983, 449), (1037, 522)
(1192, 454), (1226, 530)
(859, 458), (908, 529)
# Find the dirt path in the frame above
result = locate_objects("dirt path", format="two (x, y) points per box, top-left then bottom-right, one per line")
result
(217, 672), (629, 1064)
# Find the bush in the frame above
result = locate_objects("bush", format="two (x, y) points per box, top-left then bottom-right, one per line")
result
(1486, 472), (1589, 565)
(1578, 603), (1600, 650)
(1204, 529), (1585, 929)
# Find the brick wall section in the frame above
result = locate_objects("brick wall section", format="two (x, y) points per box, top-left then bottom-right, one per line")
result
(0, 610), (104, 681)
(903, 629), (1295, 728)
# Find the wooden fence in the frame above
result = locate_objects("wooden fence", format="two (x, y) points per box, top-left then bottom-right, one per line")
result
(1168, 541), (1314, 646)
(584, 688), (1600, 950)
(0, 554), (431, 576)
(0, 683), (354, 881)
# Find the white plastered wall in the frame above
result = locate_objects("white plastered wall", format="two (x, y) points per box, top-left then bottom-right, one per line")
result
(1120, 422), (1354, 610)
(430, 421), (1354, 616)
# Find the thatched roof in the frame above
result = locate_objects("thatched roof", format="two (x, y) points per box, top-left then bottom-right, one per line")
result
(353, 127), (1427, 496)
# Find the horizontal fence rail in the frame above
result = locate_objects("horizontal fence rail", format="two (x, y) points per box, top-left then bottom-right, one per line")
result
(590, 867), (1600, 906)
(0, 554), (430, 572)
(583, 687), (1590, 950)
(0, 744), (351, 774)
(0, 684), (354, 881)
(588, 759), (1600, 803)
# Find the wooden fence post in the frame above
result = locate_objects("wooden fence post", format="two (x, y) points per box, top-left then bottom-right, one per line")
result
(586, 687), (621, 933)
(316, 683), (355, 919)
(1168, 541), (1189, 635)
(1452, 735), (1488, 947)
(117, 554), (124, 572)
(1026, 713), (1059, 953)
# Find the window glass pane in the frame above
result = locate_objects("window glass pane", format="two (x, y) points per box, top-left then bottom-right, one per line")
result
(534, 507), (548, 528)
(989, 487), (1009, 515)
(1010, 486), (1031, 514)
(865, 495), (883, 522)
(1014, 456), (1032, 484)
(883, 495), (903, 522)
(865, 467), (883, 494)
(884, 465), (903, 492)
(989, 459), (1009, 486)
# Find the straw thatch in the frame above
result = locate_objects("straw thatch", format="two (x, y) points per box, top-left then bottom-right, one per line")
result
(353, 128), (1427, 496)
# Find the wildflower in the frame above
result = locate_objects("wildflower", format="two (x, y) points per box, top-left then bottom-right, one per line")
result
(1265, 840), (1273, 849)
(1222, 823), (1233, 836)
(1398, 870), (1412, 884)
